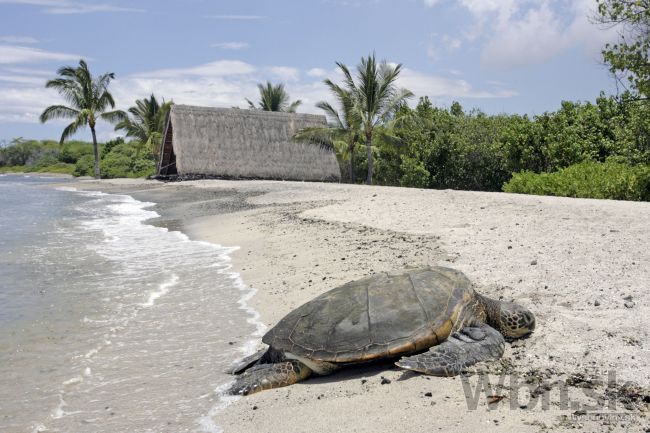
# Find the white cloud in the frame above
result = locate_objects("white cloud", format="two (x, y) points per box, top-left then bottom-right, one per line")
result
(481, 3), (566, 68)
(397, 67), (517, 99)
(0, 84), (61, 122)
(211, 42), (249, 50)
(0, 44), (82, 64)
(307, 68), (328, 78)
(429, 0), (617, 70)
(0, 58), (517, 128)
(0, 0), (143, 14)
(423, 0), (442, 6)
(0, 73), (45, 84)
(0, 35), (38, 44)
(268, 66), (300, 82)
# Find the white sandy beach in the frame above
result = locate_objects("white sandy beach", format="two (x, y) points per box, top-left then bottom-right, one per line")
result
(69, 178), (649, 433)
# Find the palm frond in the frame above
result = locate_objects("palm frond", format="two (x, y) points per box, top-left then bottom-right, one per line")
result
(59, 114), (87, 143)
(293, 126), (335, 151)
(316, 101), (345, 129)
(42, 58), (119, 147)
(336, 62), (356, 94)
(100, 110), (127, 124)
(379, 88), (414, 124)
(287, 99), (302, 113)
(248, 81), (300, 112)
(39, 105), (80, 123)
(97, 90), (116, 110)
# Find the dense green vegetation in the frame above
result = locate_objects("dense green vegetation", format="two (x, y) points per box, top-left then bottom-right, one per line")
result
(374, 93), (650, 190)
(304, 91), (648, 201)
(504, 161), (650, 201)
(0, 137), (156, 178)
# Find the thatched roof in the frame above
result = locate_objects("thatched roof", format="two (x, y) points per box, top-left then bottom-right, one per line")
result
(158, 105), (340, 182)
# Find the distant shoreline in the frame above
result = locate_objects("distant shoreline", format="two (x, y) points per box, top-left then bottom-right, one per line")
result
(1, 171), (76, 179)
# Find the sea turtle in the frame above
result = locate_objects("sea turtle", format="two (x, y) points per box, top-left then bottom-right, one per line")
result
(228, 266), (535, 395)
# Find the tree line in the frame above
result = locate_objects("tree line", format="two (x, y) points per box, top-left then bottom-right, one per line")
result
(2, 0), (648, 199)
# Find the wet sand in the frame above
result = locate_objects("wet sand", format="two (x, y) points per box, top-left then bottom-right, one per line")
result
(67, 178), (650, 433)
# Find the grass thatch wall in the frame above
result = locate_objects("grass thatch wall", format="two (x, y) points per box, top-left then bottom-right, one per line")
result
(159, 105), (340, 181)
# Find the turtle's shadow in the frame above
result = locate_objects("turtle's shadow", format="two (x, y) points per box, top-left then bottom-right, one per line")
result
(304, 359), (419, 385)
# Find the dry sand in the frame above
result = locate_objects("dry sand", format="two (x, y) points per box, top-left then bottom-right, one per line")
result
(67, 178), (649, 433)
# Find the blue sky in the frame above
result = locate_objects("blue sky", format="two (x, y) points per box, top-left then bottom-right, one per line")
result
(0, 0), (619, 142)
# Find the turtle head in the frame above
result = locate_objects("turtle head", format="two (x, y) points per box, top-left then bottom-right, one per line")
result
(496, 301), (535, 338)
(478, 294), (535, 339)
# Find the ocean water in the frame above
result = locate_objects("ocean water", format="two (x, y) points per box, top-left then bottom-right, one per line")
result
(0, 175), (263, 433)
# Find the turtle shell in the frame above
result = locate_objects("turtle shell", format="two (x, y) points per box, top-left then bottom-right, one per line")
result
(262, 266), (475, 363)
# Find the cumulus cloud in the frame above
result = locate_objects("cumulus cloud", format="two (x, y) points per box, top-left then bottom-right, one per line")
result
(307, 68), (328, 78)
(424, 0), (617, 70)
(268, 66), (300, 82)
(0, 85), (61, 123)
(0, 57), (516, 128)
(397, 67), (517, 98)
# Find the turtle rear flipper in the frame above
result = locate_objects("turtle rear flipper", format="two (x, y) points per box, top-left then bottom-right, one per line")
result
(228, 361), (312, 396)
(395, 325), (505, 376)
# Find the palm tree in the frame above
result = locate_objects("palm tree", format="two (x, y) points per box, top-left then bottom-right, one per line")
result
(294, 84), (361, 182)
(246, 82), (301, 112)
(338, 54), (413, 184)
(115, 94), (172, 159)
(40, 59), (124, 179)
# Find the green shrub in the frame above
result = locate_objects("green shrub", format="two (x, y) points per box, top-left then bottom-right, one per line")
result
(101, 137), (124, 158)
(36, 162), (75, 175)
(0, 139), (45, 166)
(399, 156), (429, 188)
(0, 165), (27, 173)
(503, 161), (650, 201)
(58, 141), (94, 163)
(101, 142), (155, 178)
(74, 155), (95, 177)
(33, 154), (60, 169)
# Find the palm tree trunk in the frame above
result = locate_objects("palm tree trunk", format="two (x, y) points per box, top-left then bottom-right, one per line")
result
(366, 131), (373, 185)
(348, 143), (355, 183)
(90, 125), (100, 179)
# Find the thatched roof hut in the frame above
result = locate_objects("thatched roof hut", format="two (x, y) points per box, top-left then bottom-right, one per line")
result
(158, 105), (340, 182)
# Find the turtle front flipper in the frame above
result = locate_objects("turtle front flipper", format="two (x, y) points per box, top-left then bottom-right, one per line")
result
(228, 360), (312, 396)
(226, 348), (268, 375)
(395, 325), (505, 376)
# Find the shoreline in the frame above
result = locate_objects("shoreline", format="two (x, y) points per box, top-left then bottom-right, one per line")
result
(60, 178), (649, 433)
(50, 179), (269, 433)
